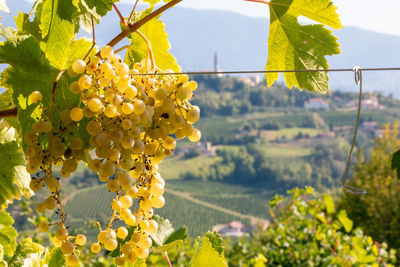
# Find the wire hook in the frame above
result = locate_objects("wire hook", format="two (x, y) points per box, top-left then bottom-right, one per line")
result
(341, 67), (366, 195)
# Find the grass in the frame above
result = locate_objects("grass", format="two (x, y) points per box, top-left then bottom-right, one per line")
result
(275, 127), (321, 139)
(160, 155), (222, 179)
(263, 145), (311, 158)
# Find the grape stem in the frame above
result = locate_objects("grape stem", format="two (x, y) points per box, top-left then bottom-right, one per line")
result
(0, 107), (18, 118)
(127, 0), (140, 25)
(113, 3), (128, 28)
(164, 251), (173, 267)
(136, 30), (156, 70)
(49, 70), (67, 120)
(96, 0), (183, 55)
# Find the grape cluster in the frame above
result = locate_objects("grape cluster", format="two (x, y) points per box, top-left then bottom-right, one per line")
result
(24, 45), (201, 265)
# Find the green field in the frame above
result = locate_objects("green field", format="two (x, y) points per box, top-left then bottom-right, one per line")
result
(160, 155), (222, 179)
(63, 182), (255, 238)
(275, 127), (321, 139)
(319, 110), (395, 127)
(263, 145), (311, 158)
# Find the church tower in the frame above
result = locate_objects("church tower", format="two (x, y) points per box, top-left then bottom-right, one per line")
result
(214, 51), (222, 77)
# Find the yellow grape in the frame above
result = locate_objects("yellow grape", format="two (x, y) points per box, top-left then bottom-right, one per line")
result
(61, 240), (74, 254)
(72, 59), (86, 74)
(90, 242), (101, 254)
(29, 91), (42, 103)
(55, 227), (68, 240)
(38, 221), (50, 232)
(65, 254), (79, 266)
(75, 234), (87, 246)
(117, 227), (128, 239)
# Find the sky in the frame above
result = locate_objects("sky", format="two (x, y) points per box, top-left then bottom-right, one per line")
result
(118, 0), (400, 36)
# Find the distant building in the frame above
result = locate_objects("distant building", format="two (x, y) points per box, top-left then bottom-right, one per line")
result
(237, 75), (261, 87)
(316, 131), (335, 139)
(347, 96), (383, 110)
(360, 121), (378, 133)
(304, 98), (329, 109)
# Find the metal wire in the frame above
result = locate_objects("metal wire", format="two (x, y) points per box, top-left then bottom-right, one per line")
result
(131, 67), (400, 76)
(342, 67), (366, 195)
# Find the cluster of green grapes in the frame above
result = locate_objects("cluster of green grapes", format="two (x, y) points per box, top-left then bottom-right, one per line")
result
(24, 45), (201, 266)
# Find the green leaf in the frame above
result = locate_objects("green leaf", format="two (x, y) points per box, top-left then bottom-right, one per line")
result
(40, 0), (76, 69)
(8, 238), (45, 267)
(14, 12), (42, 41)
(0, 31), (86, 152)
(125, 16), (181, 72)
(190, 236), (228, 267)
(323, 194), (335, 214)
(0, 126), (32, 210)
(0, 0), (9, 14)
(337, 210), (353, 232)
(154, 226), (188, 252)
(204, 232), (224, 255)
(391, 149), (400, 178)
(66, 37), (97, 67)
(45, 248), (66, 267)
(150, 215), (175, 247)
(0, 212), (17, 257)
(264, 0), (342, 93)
(74, 0), (119, 32)
(142, 0), (172, 6)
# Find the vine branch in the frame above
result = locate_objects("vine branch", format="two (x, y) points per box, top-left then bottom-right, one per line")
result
(0, 107), (18, 118)
(49, 70), (67, 119)
(97, 0), (182, 55)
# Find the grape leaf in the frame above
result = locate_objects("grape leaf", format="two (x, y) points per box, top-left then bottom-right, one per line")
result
(45, 248), (66, 267)
(0, 212), (17, 257)
(74, 0), (119, 32)
(261, 0), (342, 93)
(142, 0), (172, 6)
(0, 126), (32, 211)
(7, 238), (45, 267)
(338, 210), (353, 233)
(204, 232), (224, 255)
(39, 0), (76, 69)
(0, 31), (88, 151)
(14, 12), (42, 41)
(150, 215), (175, 246)
(323, 194), (335, 214)
(0, 0), (9, 14)
(154, 226), (188, 252)
(190, 236), (228, 267)
(150, 215), (188, 252)
(125, 16), (181, 72)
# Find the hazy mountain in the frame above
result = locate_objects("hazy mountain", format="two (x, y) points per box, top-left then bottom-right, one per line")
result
(6, 1), (400, 96)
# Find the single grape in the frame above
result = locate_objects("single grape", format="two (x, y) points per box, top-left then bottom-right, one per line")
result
(91, 242), (101, 254)
(38, 221), (50, 232)
(100, 46), (114, 59)
(29, 91), (42, 103)
(117, 227), (128, 239)
(72, 59), (86, 74)
(55, 227), (68, 240)
(61, 240), (74, 254)
(65, 254), (79, 266)
(104, 237), (118, 251)
(75, 234), (87, 246)
(70, 108), (83, 122)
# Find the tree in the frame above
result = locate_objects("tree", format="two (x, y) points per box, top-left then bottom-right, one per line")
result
(340, 122), (400, 251)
